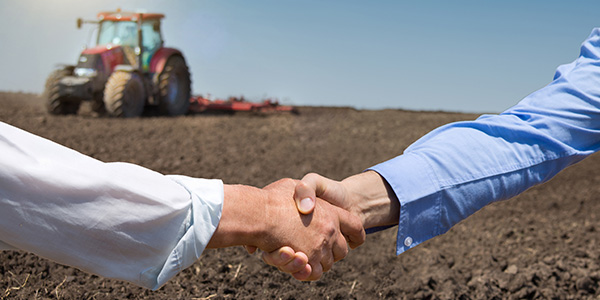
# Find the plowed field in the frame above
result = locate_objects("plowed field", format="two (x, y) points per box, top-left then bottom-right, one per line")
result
(1, 92), (599, 299)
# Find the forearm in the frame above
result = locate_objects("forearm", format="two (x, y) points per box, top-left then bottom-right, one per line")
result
(207, 184), (267, 249)
(370, 28), (600, 254)
(0, 122), (224, 289)
(341, 171), (399, 229)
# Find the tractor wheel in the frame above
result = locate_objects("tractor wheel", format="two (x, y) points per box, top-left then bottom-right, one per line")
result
(158, 55), (191, 116)
(44, 69), (80, 115)
(103, 71), (145, 118)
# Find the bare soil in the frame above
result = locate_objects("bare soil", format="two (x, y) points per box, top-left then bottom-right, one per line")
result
(1, 92), (599, 299)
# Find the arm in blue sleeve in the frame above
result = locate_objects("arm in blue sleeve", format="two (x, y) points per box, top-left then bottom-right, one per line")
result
(370, 28), (600, 255)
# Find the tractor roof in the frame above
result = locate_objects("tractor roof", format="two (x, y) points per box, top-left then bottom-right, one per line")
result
(97, 10), (164, 22)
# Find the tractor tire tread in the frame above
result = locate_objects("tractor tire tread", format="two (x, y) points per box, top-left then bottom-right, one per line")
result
(104, 71), (145, 118)
(158, 55), (191, 116)
(44, 69), (80, 115)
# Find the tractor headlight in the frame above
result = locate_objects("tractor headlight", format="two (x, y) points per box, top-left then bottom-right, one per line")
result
(74, 67), (98, 78)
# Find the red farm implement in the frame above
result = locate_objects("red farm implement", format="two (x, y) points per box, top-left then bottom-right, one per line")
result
(189, 96), (297, 114)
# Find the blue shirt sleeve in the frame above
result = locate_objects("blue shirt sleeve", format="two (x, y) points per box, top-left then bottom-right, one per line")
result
(370, 28), (600, 255)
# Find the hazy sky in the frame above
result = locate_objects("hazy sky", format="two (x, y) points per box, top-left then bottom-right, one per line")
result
(1, 1), (599, 113)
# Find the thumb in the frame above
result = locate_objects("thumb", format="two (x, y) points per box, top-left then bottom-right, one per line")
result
(294, 180), (317, 214)
(294, 173), (349, 215)
(294, 173), (334, 214)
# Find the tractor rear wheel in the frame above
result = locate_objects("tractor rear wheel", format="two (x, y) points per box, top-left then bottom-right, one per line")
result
(104, 71), (145, 118)
(44, 69), (80, 115)
(158, 56), (191, 116)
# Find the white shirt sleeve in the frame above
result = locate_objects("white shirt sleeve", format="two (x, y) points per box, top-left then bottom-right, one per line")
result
(0, 121), (223, 290)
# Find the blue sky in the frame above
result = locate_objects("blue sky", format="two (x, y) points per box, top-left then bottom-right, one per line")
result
(1, 1), (599, 113)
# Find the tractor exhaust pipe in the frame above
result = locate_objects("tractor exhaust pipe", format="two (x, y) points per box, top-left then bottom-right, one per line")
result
(137, 13), (143, 71)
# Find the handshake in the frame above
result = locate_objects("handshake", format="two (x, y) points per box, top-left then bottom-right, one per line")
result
(206, 170), (400, 281)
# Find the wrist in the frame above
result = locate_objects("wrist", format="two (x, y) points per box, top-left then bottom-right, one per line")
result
(207, 184), (268, 248)
(341, 171), (399, 229)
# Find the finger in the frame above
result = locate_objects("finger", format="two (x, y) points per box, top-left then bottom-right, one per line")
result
(294, 180), (317, 214)
(291, 264), (312, 281)
(332, 232), (349, 262)
(320, 248), (335, 273)
(261, 246), (295, 266)
(277, 252), (309, 274)
(295, 173), (341, 214)
(296, 173), (350, 212)
(244, 245), (257, 254)
(335, 206), (366, 249)
(305, 261), (323, 281)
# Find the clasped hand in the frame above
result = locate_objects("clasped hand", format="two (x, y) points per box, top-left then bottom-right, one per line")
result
(258, 171), (400, 280)
(208, 178), (365, 280)
(209, 171), (397, 281)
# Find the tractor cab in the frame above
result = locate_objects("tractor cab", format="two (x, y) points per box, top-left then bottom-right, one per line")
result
(45, 10), (191, 117)
(92, 11), (165, 71)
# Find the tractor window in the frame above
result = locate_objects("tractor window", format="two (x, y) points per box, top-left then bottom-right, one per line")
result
(141, 20), (162, 52)
(141, 20), (163, 70)
(97, 20), (138, 47)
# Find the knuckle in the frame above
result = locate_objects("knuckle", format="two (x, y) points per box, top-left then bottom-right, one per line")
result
(295, 181), (307, 190)
(326, 228), (336, 238)
(324, 222), (337, 237)
(303, 172), (321, 182)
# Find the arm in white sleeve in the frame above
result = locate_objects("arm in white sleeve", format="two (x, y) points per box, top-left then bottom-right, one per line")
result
(370, 28), (600, 254)
(0, 121), (223, 290)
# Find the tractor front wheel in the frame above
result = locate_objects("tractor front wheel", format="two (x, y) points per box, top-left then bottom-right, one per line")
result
(44, 69), (80, 115)
(158, 55), (191, 116)
(104, 71), (145, 118)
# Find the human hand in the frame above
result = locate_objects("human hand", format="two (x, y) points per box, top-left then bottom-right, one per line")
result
(257, 179), (365, 280)
(245, 245), (313, 280)
(294, 173), (358, 218)
(294, 171), (400, 230)
(263, 172), (400, 277)
(209, 179), (365, 281)
(260, 174), (376, 280)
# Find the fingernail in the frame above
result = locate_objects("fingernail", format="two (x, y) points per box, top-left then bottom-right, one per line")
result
(292, 257), (304, 268)
(299, 198), (313, 212)
(280, 251), (292, 261)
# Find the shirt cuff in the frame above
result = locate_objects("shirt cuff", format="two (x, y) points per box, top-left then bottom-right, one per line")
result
(369, 152), (442, 255)
(151, 176), (224, 289)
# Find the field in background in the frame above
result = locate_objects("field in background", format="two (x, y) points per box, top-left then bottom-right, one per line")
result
(1, 92), (599, 299)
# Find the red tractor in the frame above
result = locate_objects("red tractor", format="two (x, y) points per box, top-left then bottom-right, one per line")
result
(44, 10), (190, 117)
